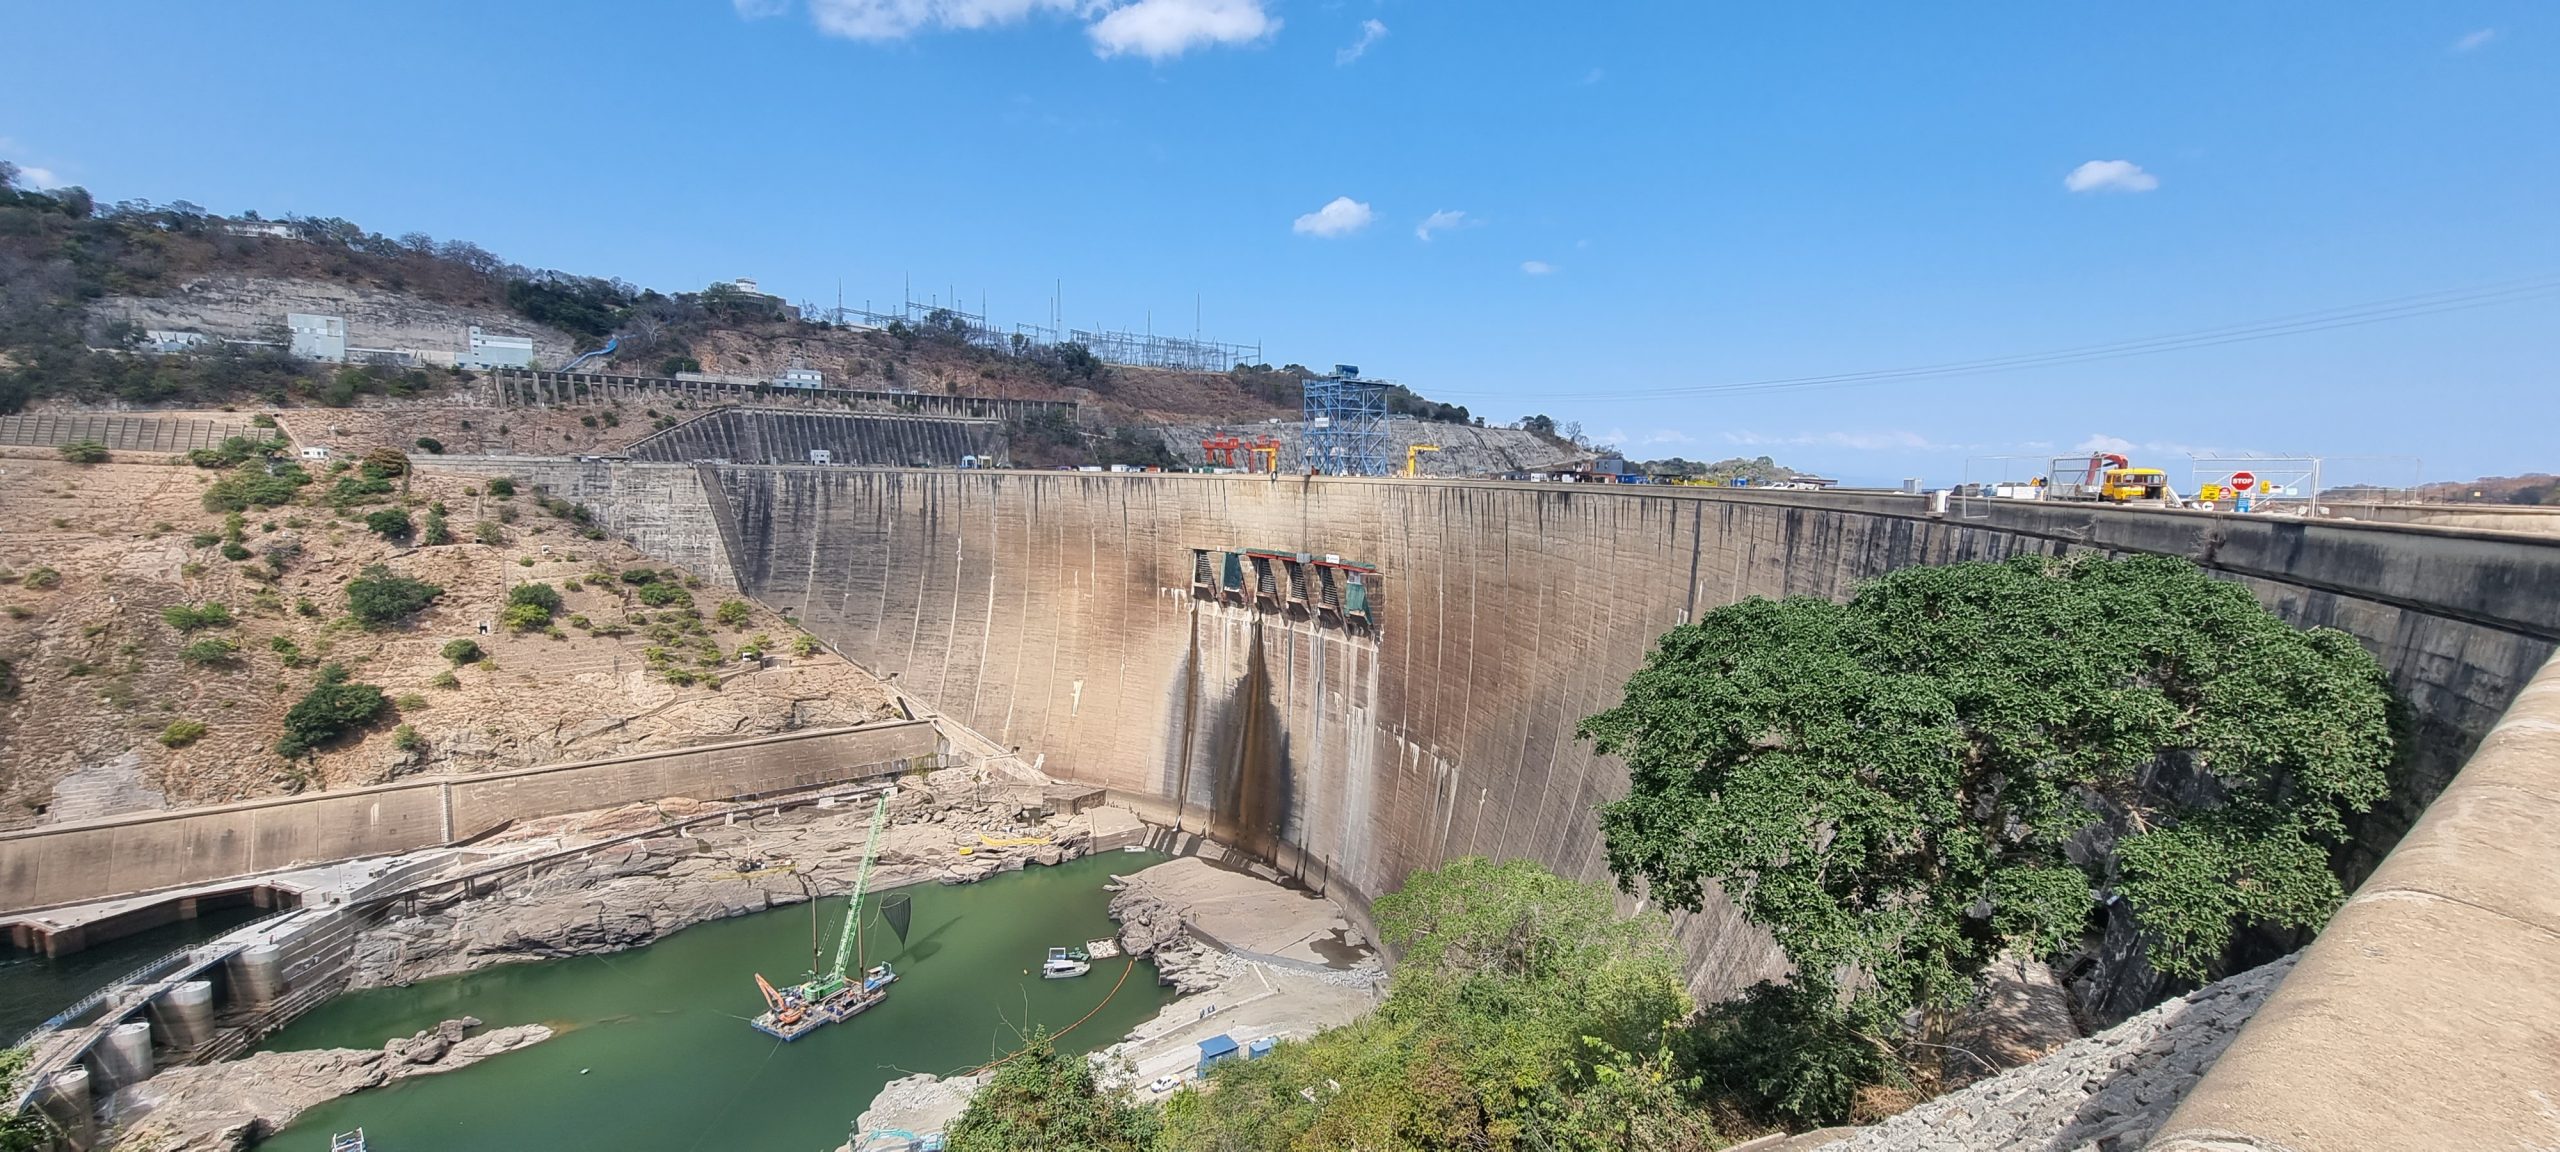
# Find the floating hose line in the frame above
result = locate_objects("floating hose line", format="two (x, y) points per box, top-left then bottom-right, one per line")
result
(958, 958), (1140, 1079)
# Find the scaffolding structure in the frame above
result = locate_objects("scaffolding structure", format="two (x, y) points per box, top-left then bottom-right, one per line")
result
(1067, 329), (1261, 372)
(1302, 365), (1392, 476)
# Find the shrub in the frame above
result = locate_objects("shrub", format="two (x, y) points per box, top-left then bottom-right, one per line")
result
(189, 532), (222, 549)
(637, 582), (691, 609)
(395, 692), (428, 711)
(508, 582), (562, 615)
(269, 635), (308, 668)
(486, 477), (517, 497)
(414, 437), (445, 454)
(562, 578), (583, 592)
(440, 638), (484, 664)
(202, 468), (302, 512)
(473, 520), (505, 545)
(714, 599), (752, 628)
(58, 439), (109, 464)
(157, 719), (209, 748)
(392, 723), (424, 752)
(363, 508), (414, 541)
(162, 602), (234, 632)
(220, 541), (253, 561)
(179, 637), (240, 666)
(251, 414), (277, 428)
(327, 474), (394, 507)
(276, 664), (387, 758)
(419, 509), (452, 546)
(346, 564), (444, 629)
(294, 597), (322, 618)
(23, 567), (61, 591)
(430, 670), (460, 689)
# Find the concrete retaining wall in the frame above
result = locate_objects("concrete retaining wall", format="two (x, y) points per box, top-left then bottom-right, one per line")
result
(2147, 650), (2560, 1151)
(669, 470), (2560, 1001)
(420, 457), (740, 589)
(0, 722), (936, 915)
(0, 412), (259, 453)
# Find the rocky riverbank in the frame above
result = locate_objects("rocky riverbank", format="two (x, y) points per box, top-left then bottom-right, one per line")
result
(842, 854), (1386, 1150)
(100, 1018), (549, 1152)
(346, 765), (1130, 989)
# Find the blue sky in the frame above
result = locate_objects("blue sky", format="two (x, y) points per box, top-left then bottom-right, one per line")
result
(5, 2), (2553, 485)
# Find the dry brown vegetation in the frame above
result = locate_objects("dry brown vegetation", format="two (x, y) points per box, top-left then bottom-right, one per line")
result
(0, 452), (893, 830)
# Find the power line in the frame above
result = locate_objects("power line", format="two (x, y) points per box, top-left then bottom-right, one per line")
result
(1430, 275), (2560, 401)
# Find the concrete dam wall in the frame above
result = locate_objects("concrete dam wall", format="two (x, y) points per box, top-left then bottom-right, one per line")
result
(534, 467), (2560, 999)
(624, 408), (1008, 468)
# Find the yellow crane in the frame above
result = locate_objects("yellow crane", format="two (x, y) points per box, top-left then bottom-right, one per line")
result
(1404, 445), (1443, 478)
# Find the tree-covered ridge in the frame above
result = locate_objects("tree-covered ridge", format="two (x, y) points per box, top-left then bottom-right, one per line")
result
(1579, 554), (2393, 1029)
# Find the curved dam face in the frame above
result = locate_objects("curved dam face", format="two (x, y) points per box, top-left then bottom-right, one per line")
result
(472, 463), (2560, 999)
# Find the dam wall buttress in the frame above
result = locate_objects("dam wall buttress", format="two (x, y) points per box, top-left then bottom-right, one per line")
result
(673, 470), (2560, 1000)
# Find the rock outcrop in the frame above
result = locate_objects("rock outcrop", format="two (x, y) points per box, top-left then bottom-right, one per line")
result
(1812, 955), (2295, 1152)
(101, 1017), (549, 1152)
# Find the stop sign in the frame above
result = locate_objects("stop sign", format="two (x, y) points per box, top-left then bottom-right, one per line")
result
(2230, 471), (2257, 492)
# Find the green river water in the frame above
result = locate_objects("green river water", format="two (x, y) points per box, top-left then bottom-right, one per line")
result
(255, 852), (1174, 1152)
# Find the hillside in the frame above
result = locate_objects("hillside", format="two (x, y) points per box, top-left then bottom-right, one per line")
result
(0, 446), (894, 831)
(0, 179), (1505, 465)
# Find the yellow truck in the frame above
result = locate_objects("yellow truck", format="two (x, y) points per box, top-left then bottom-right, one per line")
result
(2047, 454), (2173, 504)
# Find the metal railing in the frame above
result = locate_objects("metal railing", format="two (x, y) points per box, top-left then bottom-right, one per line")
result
(9, 907), (296, 1049)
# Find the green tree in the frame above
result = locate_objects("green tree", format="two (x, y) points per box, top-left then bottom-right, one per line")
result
(440, 638), (484, 664)
(346, 564), (443, 628)
(714, 599), (752, 628)
(364, 507), (414, 540)
(419, 508), (453, 545)
(946, 1030), (1155, 1152)
(1156, 857), (1708, 1152)
(1579, 555), (2393, 1039)
(0, 1045), (57, 1150)
(277, 664), (387, 758)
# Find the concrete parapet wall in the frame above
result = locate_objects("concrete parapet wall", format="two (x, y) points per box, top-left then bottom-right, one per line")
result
(594, 469), (2560, 1001)
(0, 722), (936, 916)
(2147, 650), (2560, 1152)
(623, 407), (1009, 468)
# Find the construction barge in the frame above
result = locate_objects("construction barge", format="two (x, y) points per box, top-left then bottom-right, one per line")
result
(750, 792), (905, 1042)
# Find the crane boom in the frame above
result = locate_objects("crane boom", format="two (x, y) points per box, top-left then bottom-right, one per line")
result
(830, 794), (891, 979)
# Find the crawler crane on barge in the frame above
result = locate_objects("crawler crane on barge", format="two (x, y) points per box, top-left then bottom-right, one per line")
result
(750, 793), (899, 1041)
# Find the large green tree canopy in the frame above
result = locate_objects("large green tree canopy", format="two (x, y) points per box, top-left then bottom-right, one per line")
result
(1579, 554), (2392, 1022)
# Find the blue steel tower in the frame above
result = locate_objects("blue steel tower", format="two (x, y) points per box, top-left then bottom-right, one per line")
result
(1301, 364), (1392, 476)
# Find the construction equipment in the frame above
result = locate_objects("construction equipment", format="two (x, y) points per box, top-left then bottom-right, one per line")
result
(1404, 445), (1442, 478)
(749, 793), (899, 1041)
(2045, 453), (2173, 504)
(1200, 435), (1245, 469)
(1245, 437), (1283, 475)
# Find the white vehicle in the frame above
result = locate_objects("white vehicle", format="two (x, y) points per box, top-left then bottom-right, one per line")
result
(1149, 1075), (1181, 1093)
(1042, 945), (1091, 979)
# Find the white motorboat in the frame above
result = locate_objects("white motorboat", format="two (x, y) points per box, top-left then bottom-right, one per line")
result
(1042, 945), (1091, 979)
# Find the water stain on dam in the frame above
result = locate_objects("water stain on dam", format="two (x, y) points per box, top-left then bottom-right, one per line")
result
(1164, 608), (1295, 859)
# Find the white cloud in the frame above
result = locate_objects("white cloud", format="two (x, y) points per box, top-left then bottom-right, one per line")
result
(1520, 260), (1557, 276)
(2064, 159), (2159, 194)
(1336, 18), (1386, 65)
(733, 0), (792, 18)
(796, 0), (1272, 58)
(16, 165), (62, 189)
(1089, 0), (1275, 59)
(1414, 209), (1474, 241)
(806, 0), (1076, 40)
(2074, 434), (2138, 455)
(1292, 196), (1375, 238)
(2453, 28), (2497, 52)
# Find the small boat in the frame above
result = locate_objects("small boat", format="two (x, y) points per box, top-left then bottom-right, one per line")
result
(1042, 946), (1091, 979)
